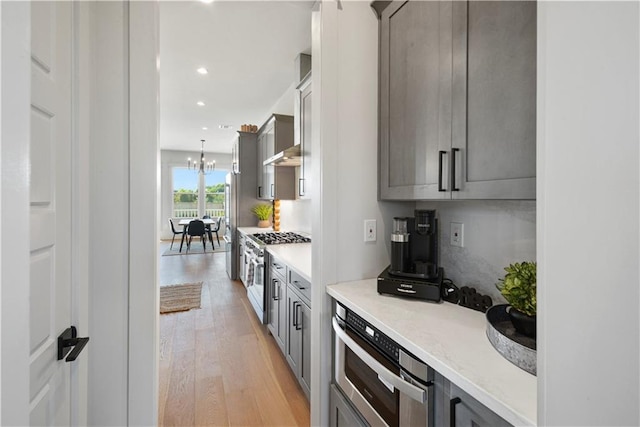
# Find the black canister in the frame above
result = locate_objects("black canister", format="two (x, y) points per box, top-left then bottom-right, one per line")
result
(390, 217), (410, 274)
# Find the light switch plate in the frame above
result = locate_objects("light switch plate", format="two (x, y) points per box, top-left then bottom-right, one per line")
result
(451, 222), (464, 247)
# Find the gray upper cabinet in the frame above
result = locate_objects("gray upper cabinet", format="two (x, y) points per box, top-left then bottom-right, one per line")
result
(379, 0), (452, 200)
(451, 1), (536, 199)
(295, 74), (312, 199)
(376, 0), (536, 200)
(257, 114), (296, 200)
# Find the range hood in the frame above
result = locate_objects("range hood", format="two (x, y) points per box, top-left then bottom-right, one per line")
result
(263, 145), (301, 167)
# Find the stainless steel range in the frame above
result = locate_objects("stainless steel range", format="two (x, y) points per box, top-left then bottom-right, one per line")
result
(244, 232), (311, 323)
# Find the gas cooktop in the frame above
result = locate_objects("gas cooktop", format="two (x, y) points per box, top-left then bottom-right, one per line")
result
(251, 232), (311, 245)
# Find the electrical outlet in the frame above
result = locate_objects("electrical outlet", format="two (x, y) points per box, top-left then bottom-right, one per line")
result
(364, 219), (376, 242)
(450, 222), (464, 247)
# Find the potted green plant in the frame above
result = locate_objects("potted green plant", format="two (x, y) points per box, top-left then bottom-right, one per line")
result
(496, 261), (537, 338)
(252, 203), (273, 228)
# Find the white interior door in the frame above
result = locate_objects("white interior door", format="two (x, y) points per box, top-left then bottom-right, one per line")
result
(29, 1), (74, 424)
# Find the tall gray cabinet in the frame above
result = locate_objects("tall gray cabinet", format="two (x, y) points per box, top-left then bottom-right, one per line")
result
(375, 0), (536, 200)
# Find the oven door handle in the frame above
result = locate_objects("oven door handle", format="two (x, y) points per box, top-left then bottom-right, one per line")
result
(332, 317), (426, 403)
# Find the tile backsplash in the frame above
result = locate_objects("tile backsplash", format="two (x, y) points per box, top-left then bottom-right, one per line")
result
(416, 200), (536, 303)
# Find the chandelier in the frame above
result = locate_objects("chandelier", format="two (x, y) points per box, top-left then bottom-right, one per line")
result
(187, 139), (215, 174)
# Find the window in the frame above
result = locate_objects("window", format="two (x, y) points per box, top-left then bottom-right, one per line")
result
(205, 171), (226, 217)
(172, 168), (228, 218)
(172, 168), (198, 218)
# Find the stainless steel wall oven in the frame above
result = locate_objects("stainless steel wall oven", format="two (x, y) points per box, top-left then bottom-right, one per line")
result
(333, 302), (435, 427)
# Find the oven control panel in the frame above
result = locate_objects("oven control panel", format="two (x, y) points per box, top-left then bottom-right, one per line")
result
(346, 310), (400, 362)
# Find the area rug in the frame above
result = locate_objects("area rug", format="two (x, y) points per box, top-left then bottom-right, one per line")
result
(162, 243), (224, 256)
(160, 282), (203, 314)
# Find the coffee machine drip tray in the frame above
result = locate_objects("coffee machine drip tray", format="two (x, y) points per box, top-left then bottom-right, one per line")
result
(377, 266), (443, 302)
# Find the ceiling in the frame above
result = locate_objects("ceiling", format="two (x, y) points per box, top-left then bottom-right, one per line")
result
(159, 1), (313, 154)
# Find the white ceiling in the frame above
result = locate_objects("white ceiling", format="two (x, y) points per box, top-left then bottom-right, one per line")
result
(159, 1), (313, 154)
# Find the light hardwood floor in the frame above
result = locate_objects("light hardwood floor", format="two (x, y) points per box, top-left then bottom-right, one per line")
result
(158, 241), (310, 426)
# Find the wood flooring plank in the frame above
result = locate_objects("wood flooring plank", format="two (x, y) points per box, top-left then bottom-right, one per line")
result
(163, 349), (196, 427)
(225, 389), (263, 427)
(158, 313), (177, 424)
(195, 376), (228, 427)
(173, 308), (196, 352)
(195, 328), (221, 379)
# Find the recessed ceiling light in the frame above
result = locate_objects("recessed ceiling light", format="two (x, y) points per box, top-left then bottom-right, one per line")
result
(219, 124), (233, 130)
(200, 0), (214, 3)
(197, 101), (205, 106)
(197, 67), (208, 75)
(202, 127), (208, 130)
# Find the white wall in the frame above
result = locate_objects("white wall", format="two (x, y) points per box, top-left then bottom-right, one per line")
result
(416, 201), (536, 302)
(88, 2), (129, 424)
(159, 149), (231, 239)
(0, 2), (31, 424)
(538, 2), (639, 425)
(128, 2), (159, 425)
(310, 2), (414, 425)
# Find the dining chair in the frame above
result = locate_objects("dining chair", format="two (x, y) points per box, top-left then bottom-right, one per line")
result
(210, 217), (222, 247)
(168, 218), (185, 250)
(203, 215), (215, 246)
(186, 219), (207, 253)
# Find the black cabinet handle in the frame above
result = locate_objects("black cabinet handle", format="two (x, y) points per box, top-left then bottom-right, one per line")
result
(292, 302), (299, 328)
(450, 397), (462, 427)
(57, 326), (90, 363)
(258, 186), (262, 198)
(295, 302), (302, 331)
(451, 148), (460, 191)
(438, 151), (447, 192)
(293, 280), (306, 290)
(271, 183), (275, 198)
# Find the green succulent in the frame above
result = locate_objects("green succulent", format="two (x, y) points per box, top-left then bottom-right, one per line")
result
(251, 204), (273, 221)
(496, 261), (537, 316)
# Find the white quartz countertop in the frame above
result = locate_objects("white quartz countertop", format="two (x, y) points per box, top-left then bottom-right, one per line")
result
(327, 279), (536, 427)
(266, 243), (311, 282)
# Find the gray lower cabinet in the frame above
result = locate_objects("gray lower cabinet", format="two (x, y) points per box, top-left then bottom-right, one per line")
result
(376, 0), (536, 200)
(266, 255), (287, 353)
(286, 280), (311, 399)
(330, 384), (367, 427)
(446, 381), (511, 427)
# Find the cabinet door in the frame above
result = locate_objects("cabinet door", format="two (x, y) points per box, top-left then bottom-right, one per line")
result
(286, 287), (301, 374)
(256, 133), (265, 199)
(231, 137), (239, 174)
(299, 300), (311, 398)
(451, 1), (536, 199)
(266, 273), (278, 336)
(297, 76), (312, 198)
(276, 279), (287, 352)
(379, 0), (452, 200)
(330, 384), (368, 427)
(449, 383), (511, 427)
(264, 124), (275, 200)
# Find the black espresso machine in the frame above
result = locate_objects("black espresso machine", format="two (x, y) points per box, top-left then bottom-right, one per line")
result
(378, 209), (443, 302)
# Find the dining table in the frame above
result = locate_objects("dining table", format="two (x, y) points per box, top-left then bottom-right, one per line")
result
(178, 218), (216, 252)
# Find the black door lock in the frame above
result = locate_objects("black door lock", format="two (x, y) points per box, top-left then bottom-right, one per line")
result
(57, 326), (90, 362)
